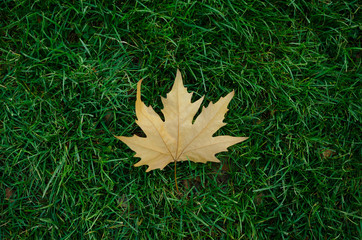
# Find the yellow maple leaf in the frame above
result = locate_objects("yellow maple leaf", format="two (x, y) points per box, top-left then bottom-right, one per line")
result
(116, 70), (248, 172)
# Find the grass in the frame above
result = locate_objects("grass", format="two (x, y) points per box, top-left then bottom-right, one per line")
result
(0, 0), (361, 239)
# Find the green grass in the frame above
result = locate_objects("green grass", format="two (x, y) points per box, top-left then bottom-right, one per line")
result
(1, 0), (361, 239)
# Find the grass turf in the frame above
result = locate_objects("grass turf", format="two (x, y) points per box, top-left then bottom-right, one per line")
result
(0, 0), (361, 239)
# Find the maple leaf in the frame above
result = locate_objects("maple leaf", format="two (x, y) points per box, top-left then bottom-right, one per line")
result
(116, 70), (248, 172)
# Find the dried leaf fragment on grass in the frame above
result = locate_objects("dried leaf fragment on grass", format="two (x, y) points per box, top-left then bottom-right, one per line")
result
(5, 188), (15, 202)
(322, 149), (336, 159)
(116, 70), (248, 172)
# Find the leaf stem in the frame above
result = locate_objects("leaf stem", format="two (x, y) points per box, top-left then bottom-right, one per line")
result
(174, 160), (179, 194)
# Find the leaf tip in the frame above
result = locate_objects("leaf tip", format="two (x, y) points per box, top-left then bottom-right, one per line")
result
(228, 89), (235, 98)
(136, 79), (143, 102)
(114, 135), (122, 141)
(239, 136), (249, 143)
(175, 69), (183, 85)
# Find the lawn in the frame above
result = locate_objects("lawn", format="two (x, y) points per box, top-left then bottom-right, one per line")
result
(0, 0), (361, 239)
